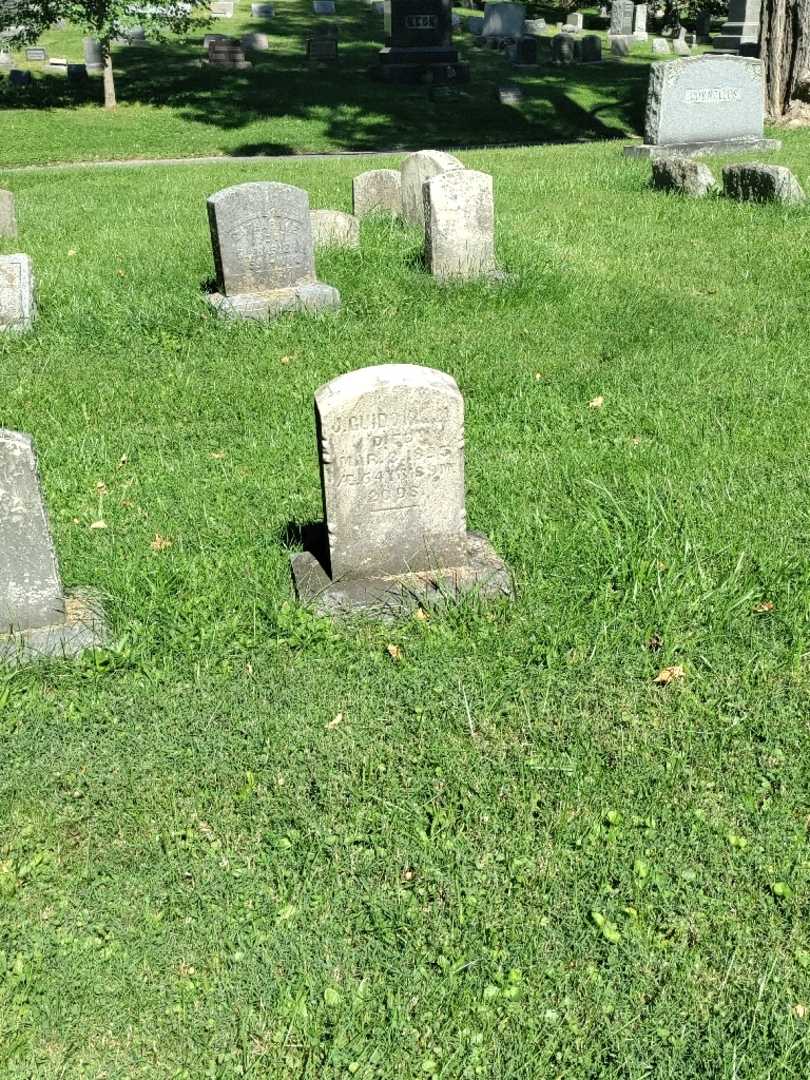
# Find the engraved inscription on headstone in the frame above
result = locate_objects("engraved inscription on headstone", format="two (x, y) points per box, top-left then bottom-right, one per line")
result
(352, 168), (402, 217)
(610, 0), (634, 36)
(0, 254), (36, 333)
(423, 168), (498, 282)
(400, 149), (463, 229)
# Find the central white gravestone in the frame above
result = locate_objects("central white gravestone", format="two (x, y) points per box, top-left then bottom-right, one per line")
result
(0, 430), (106, 664)
(400, 150), (463, 230)
(0, 254), (36, 333)
(423, 169), (499, 282)
(625, 55), (781, 157)
(0, 189), (17, 238)
(206, 182), (340, 320)
(290, 365), (512, 617)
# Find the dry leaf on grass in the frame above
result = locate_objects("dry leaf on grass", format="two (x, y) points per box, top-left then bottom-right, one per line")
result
(753, 600), (775, 614)
(589, 395), (604, 409)
(386, 644), (403, 662)
(793, 1004), (808, 1019)
(279, 355), (291, 365)
(647, 632), (663, 652)
(89, 520), (107, 530)
(150, 533), (172, 552)
(653, 665), (684, 686)
(209, 450), (225, 460)
(326, 712), (343, 730)
(414, 608), (429, 622)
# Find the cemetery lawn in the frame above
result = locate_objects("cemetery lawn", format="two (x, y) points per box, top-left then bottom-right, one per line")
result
(0, 3), (665, 167)
(3, 135), (810, 1077)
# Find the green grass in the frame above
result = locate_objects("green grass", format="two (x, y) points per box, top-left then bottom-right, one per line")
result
(1, 136), (810, 1076)
(0, 2), (691, 167)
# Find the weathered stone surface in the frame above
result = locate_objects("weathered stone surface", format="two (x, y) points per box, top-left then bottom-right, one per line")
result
(568, 12), (583, 30)
(0, 430), (106, 664)
(423, 168), (497, 282)
(25, 47), (47, 61)
(206, 39), (251, 67)
(652, 37), (670, 53)
(611, 35), (631, 56)
(626, 55), (781, 157)
(581, 34), (602, 62)
(651, 156), (716, 196)
(210, 0), (235, 15)
(290, 364), (512, 617)
(633, 3), (647, 38)
(312, 0), (335, 12)
(0, 190), (16, 238)
(672, 37), (690, 54)
(83, 37), (103, 69)
(524, 17), (545, 35)
(551, 32), (575, 64)
(352, 169), (401, 218)
(251, 2), (274, 13)
(609, 0), (633, 36)
(400, 149), (463, 229)
(498, 82), (523, 104)
(722, 163), (806, 205)
(481, 1), (525, 38)
(310, 209), (360, 248)
(241, 32), (269, 50)
(207, 182), (340, 319)
(0, 254), (36, 332)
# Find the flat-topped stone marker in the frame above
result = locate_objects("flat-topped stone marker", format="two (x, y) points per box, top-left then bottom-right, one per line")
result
(290, 364), (512, 617)
(652, 156), (716, 196)
(625, 55), (781, 158)
(722, 163), (806, 205)
(652, 37), (670, 53)
(0, 430), (106, 665)
(581, 34), (602, 62)
(401, 149), (463, 229)
(609, 0), (633, 36)
(310, 209), (360, 249)
(352, 168), (401, 218)
(0, 254), (36, 333)
(210, 0), (235, 16)
(0, 189), (16, 237)
(313, 0), (335, 12)
(206, 182), (340, 320)
(424, 169), (499, 282)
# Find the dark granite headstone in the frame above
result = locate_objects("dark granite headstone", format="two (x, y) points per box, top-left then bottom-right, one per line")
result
(307, 36), (338, 61)
(375, 0), (469, 83)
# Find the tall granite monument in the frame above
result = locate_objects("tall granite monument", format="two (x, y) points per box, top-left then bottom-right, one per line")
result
(374, 0), (469, 84)
(715, 0), (760, 52)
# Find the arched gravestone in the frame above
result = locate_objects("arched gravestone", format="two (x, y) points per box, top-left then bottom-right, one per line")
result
(0, 430), (106, 664)
(290, 364), (512, 617)
(551, 33), (575, 64)
(625, 55), (781, 158)
(206, 182), (340, 319)
(400, 149), (463, 229)
(352, 168), (401, 218)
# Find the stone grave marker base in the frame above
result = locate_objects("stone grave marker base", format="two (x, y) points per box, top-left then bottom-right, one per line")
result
(291, 531), (512, 619)
(625, 136), (781, 159)
(207, 282), (340, 320)
(0, 591), (107, 667)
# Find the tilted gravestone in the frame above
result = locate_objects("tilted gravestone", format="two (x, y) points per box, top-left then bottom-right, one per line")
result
(652, 37), (670, 53)
(423, 168), (499, 282)
(0, 430), (106, 664)
(0, 190), (16, 238)
(672, 37), (690, 55)
(722, 163), (806, 206)
(0, 254), (36, 332)
(609, 0), (633, 36)
(290, 364), (512, 617)
(651, 156), (716, 197)
(625, 55), (781, 157)
(206, 182), (340, 320)
(353, 168), (402, 217)
(310, 209), (360, 249)
(401, 149), (463, 229)
(611, 36), (631, 56)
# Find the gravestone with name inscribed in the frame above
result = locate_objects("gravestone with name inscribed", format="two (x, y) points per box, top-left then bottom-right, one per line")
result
(610, 0), (634, 36)
(375, 0), (468, 83)
(625, 55), (781, 157)
(0, 430), (106, 663)
(0, 254), (36, 332)
(206, 39), (252, 68)
(206, 182), (340, 320)
(290, 364), (512, 616)
(423, 168), (498, 282)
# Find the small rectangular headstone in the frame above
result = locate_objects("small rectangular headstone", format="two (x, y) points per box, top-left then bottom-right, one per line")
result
(352, 168), (402, 217)
(306, 36), (338, 61)
(25, 47), (47, 61)
(251, 2), (274, 12)
(312, 0), (336, 12)
(0, 254), (36, 332)
(9, 69), (32, 87)
(400, 149), (463, 229)
(0, 189), (16, 238)
(67, 64), (88, 81)
(609, 0), (634, 36)
(481, 2), (525, 39)
(210, 0), (235, 15)
(423, 168), (498, 282)
(568, 13), (583, 30)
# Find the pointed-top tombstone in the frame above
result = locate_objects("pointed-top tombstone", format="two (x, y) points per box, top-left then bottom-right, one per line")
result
(290, 364), (512, 617)
(0, 430), (106, 664)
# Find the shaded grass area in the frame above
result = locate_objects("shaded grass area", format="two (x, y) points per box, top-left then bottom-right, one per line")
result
(0, 0), (660, 165)
(1, 137), (810, 1075)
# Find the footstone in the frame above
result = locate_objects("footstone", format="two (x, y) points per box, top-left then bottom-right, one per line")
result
(83, 37), (103, 70)
(310, 209), (360, 248)
(0, 254), (36, 332)
(400, 149), (463, 229)
(481, 1), (525, 39)
(8, 69), (31, 87)
(25, 47), (47, 61)
(497, 82), (523, 104)
(611, 36), (631, 56)
(0, 190), (16, 238)
(552, 33), (575, 64)
(290, 365), (512, 618)
(352, 168), (402, 217)
(722, 163), (806, 205)
(625, 55), (781, 157)
(610, 0), (633, 36)
(581, 34), (602, 62)
(206, 182), (340, 320)
(251, 2), (274, 12)
(423, 168), (498, 282)
(0, 430), (106, 665)
(651, 156), (716, 196)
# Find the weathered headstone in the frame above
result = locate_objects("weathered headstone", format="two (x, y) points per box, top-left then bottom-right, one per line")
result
(25, 47), (47, 61)
(251, 2), (274, 13)
(0, 190), (16, 238)
(0, 430), (106, 664)
(672, 37), (690, 54)
(652, 37), (670, 53)
(307, 36), (338, 61)
(206, 182), (340, 319)
(481, 1), (525, 39)
(0, 254), (35, 333)
(497, 82), (523, 104)
(290, 364), (512, 617)
(210, 0), (235, 16)
(241, 32), (270, 50)
(696, 9), (712, 42)
(467, 14), (484, 34)
(313, 0), (336, 12)
(633, 3), (647, 39)
(352, 168), (402, 217)
(523, 18), (545, 35)
(552, 32), (575, 64)
(625, 55), (781, 157)
(8, 69), (32, 87)
(722, 163), (806, 205)
(375, 0), (469, 84)
(423, 168), (498, 282)
(206, 39), (252, 68)
(513, 34), (537, 65)
(651, 156), (716, 196)
(568, 12), (583, 31)
(0, 51), (11, 68)
(203, 33), (227, 47)
(83, 37), (103, 70)
(611, 35), (631, 56)
(581, 34), (602, 62)
(310, 209), (360, 248)
(400, 149), (463, 229)
(610, 0), (634, 36)
(715, 0), (760, 52)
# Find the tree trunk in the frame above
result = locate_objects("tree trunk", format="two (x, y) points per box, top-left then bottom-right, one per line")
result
(102, 51), (117, 110)
(761, 0), (810, 120)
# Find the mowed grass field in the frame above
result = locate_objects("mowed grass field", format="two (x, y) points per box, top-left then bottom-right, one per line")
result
(1, 136), (810, 1077)
(0, 0), (671, 166)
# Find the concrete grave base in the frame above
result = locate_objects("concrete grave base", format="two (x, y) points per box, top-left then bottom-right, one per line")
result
(291, 531), (513, 619)
(0, 591), (107, 666)
(207, 281), (340, 320)
(203, 59), (252, 69)
(624, 137), (781, 159)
